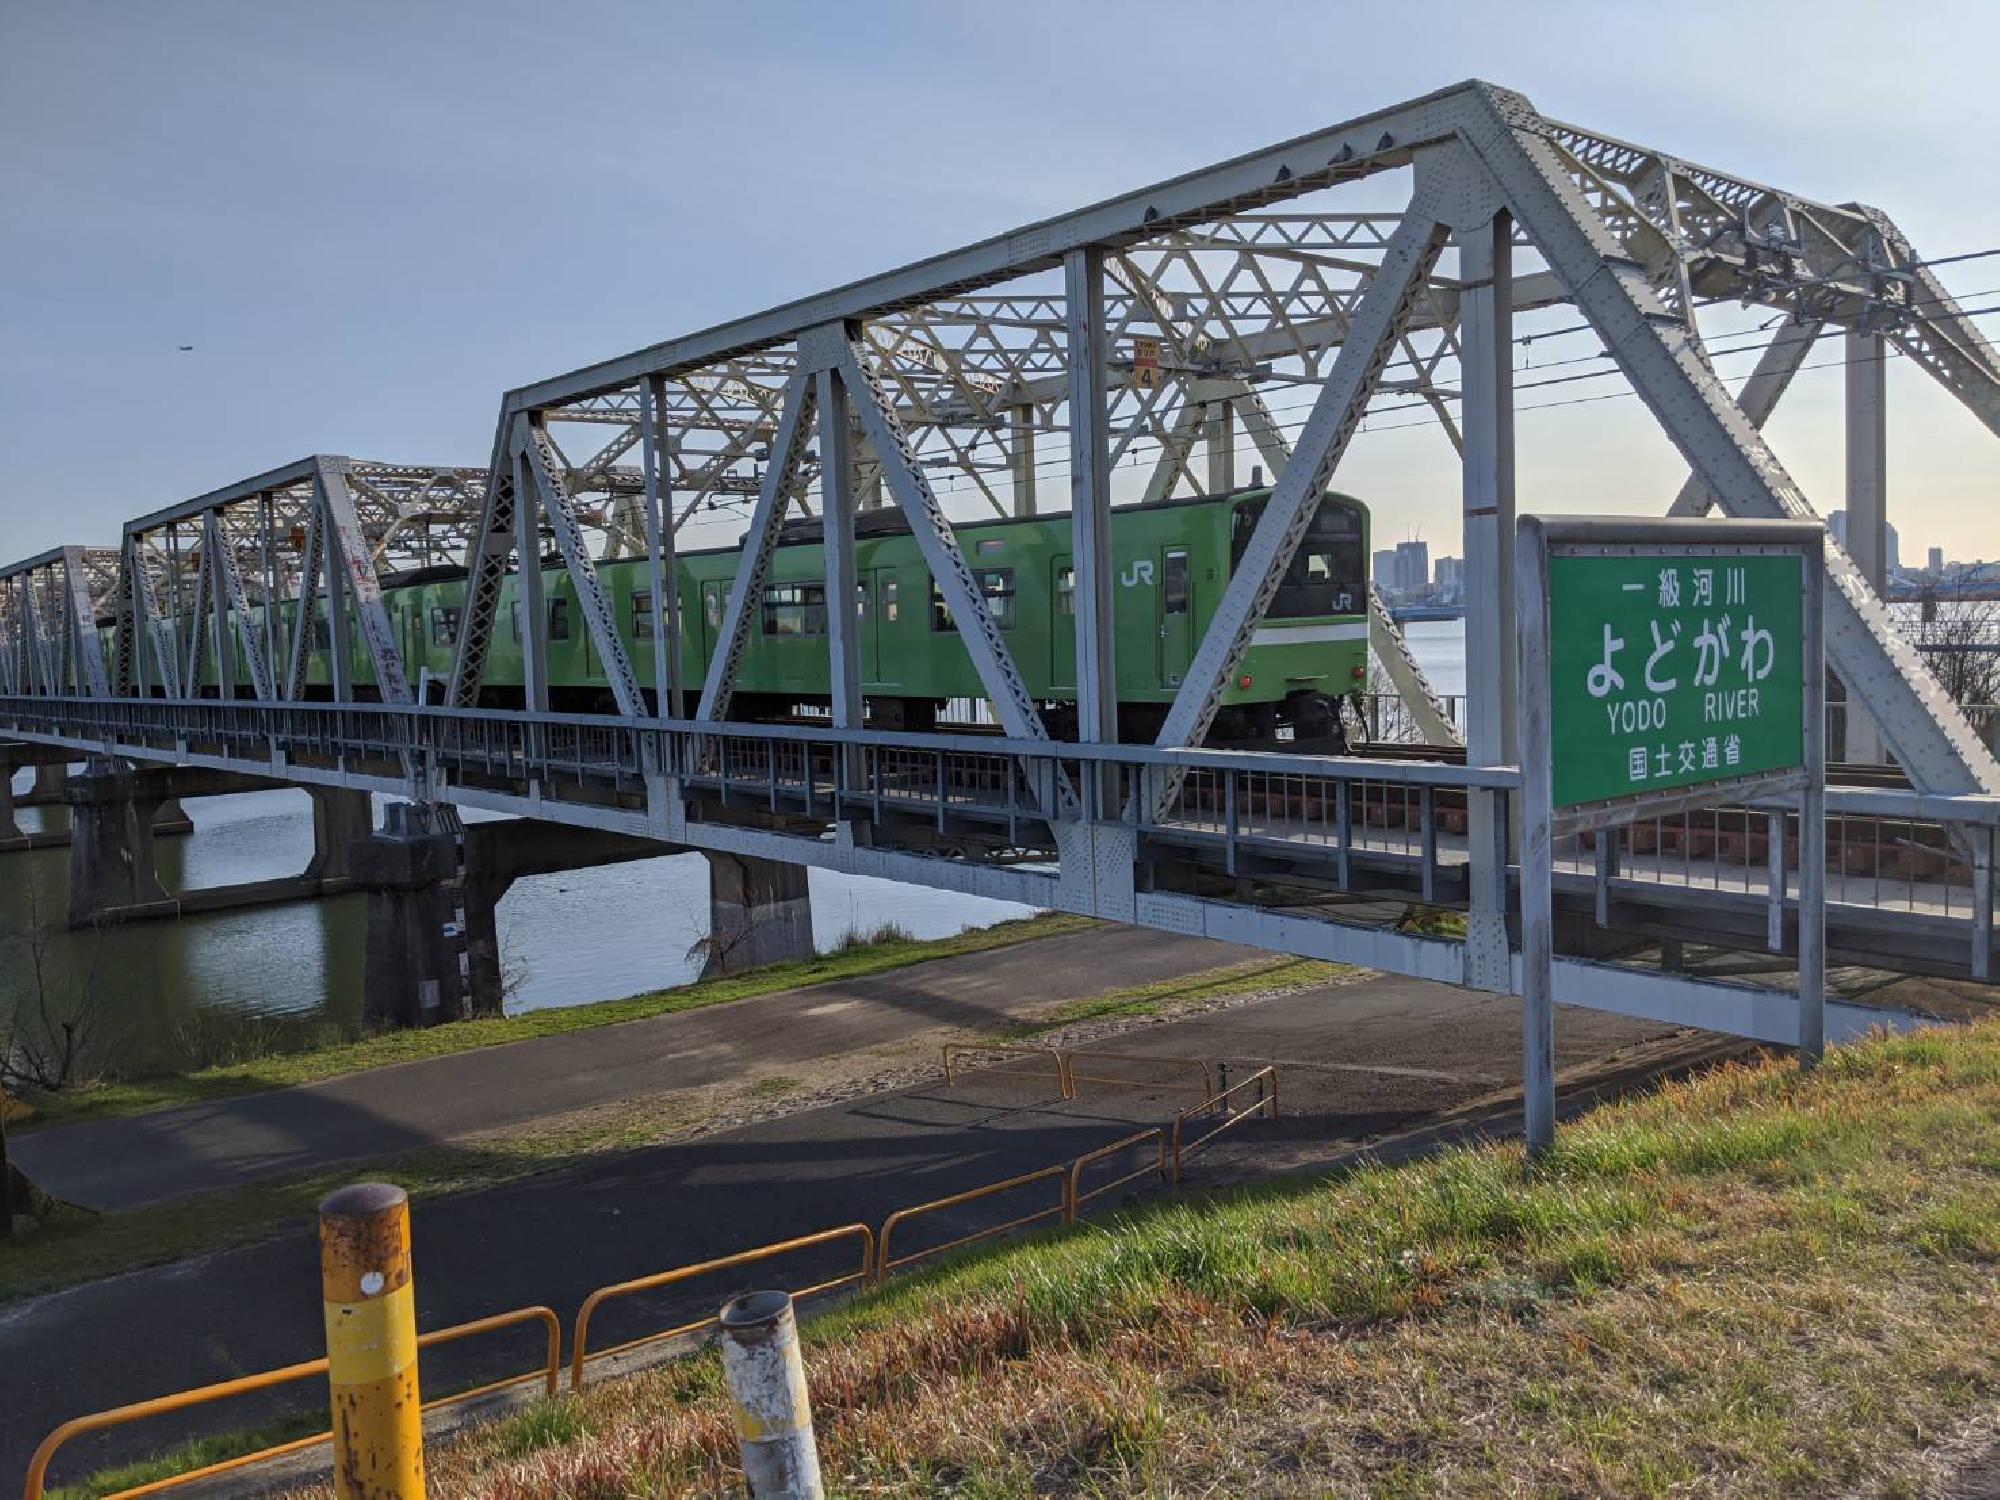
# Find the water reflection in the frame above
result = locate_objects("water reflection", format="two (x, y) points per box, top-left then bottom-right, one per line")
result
(1, 765), (1034, 1078)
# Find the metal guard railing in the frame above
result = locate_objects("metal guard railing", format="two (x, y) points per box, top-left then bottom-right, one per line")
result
(23, 1304), (562, 1500)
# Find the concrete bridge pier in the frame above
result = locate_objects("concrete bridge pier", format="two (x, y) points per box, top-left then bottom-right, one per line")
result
(66, 757), (177, 924)
(3, 742), (192, 853)
(352, 807), (679, 1028)
(701, 852), (813, 978)
(64, 763), (356, 927)
(304, 787), (373, 881)
(351, 802), (466, 1030)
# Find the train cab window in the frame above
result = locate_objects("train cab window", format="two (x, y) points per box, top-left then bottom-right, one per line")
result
(881, 576), (899, 624)
(1231, 495), (1364, 618)
(761, 582), (826, 637)
(1055, 565), (1075, 616)
(429, 605), (461, 647)
(704, 588), (723, 632)
(1162, 550), (1190, 615)
(929, 569), (1016, 631)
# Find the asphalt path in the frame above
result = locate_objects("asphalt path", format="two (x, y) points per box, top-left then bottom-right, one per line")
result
(13, 925), (1250, 1210)
(0, 971), (1684, 1487)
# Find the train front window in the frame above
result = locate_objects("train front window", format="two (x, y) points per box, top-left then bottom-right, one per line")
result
(1230, 496), (1364, 617)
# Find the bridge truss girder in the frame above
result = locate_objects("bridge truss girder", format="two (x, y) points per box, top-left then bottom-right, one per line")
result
(0, 546), (117, 698)
(435, 80), (1998, 821)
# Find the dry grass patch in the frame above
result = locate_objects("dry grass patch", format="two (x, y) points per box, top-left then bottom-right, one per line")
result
(288, 1021), (2000, 1498)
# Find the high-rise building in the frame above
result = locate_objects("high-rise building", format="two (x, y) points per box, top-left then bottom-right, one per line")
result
(1372, 549), (1397, 596)
(1434, 556), (1463, 596)
(1393, 540), (1430, 598)
(1826, 509), (1900, 575)
(1929, 546), (1945, 576)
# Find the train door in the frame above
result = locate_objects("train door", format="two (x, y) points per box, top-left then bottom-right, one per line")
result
(1049, 558), (1075, 693)
(1156, 546), (1192, 688)
(866, 569), (897, 683)
(699, 580), (728, 665)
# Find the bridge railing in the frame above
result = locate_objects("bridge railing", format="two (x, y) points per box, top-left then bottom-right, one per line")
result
(4, 694), (1993, 975)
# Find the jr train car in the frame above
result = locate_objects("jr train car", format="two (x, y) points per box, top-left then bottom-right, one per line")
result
(121, 485), (1372, 748)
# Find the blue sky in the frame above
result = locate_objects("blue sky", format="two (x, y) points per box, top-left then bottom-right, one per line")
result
(4, 0), (1997, 561)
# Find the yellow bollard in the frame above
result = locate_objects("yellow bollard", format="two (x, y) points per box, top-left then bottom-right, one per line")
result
(319, 1182), (426, 1499)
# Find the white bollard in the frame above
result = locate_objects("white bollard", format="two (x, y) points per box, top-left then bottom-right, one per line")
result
(719, 1290), (825, 1500)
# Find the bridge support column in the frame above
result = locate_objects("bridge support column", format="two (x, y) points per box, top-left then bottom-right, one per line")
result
(65, 757), (176, 925)
(1843, 327), (1889, 764)
(304, 787), (374, 882)
(351, 802), (466, 1030)
(702, 852), (813, 978)
(1458, 209), (1517, 993)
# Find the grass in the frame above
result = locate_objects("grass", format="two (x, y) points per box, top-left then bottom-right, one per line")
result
(1000, 956), (1344, 1038)
(46, 1411), (325, 1499)
(0, 947), (1328, 1306)
(298, 1018), (2000, 1499)
(15, 912), (1095, 1131)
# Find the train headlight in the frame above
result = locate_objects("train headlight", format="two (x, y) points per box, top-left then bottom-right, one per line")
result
(1238, 674), (1253, 690)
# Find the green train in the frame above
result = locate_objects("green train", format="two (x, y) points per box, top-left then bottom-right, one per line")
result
(121, 486), (1371, 747)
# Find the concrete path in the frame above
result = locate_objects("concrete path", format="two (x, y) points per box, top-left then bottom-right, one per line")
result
(13, 925), (1253, 1210)
(0, 973), (1687, 1485)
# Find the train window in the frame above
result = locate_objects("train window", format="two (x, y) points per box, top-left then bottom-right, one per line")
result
(929, 570), (1015, 631)
(631, 590), (653, 636)
(761, 582), (826, 637)
(507, 598), (573, 642)
(881, 576), (898, 624)
(1231, 495), (1365, 619)
(1162, 550), (1190, 615)
(429, 605), (460, 647)
(1055, 565), (1075, 616)
(704, 588), (723, 631)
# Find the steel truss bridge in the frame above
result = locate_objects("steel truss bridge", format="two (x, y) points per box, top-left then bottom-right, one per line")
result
(5, 80), (2000, 1048)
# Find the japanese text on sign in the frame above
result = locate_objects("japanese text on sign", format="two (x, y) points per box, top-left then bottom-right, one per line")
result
(1545, 552), (1804, 807)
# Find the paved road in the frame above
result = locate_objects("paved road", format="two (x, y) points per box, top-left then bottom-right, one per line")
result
(13, 925), (1252, 1210)
(0, 972), (1684, 1486)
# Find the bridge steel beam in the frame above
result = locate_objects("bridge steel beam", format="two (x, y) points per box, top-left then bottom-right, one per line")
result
(817, 365), (864, 737)
(1457, 205), (1517, 992)
(838, 331), (1055, 746)
(515, 417), (645, 717)
(696, 370), (818, 724)
(1668, 319), (1822, 517)
(1150, 200), (1450, 797)
(1067, 246), (1118, 750)
(1843, 329), (1890, 762)
(637, 372), (683, 715)
(1458, 83), (2000, 799)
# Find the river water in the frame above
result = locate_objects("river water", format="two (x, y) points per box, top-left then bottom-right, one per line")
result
(2, 627), (1469, 1074)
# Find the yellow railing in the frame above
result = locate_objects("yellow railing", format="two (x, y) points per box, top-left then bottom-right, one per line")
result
(570, 1223), (875, 1390)
(1067, 1128), (1170, 1215)
(1063, 1049), (1214, 1104)
(876, 1163), (1073, 1279)
(24, 1304), (562, 1500)
(940, 1041), (1071, 1097)
(1171, 1066), (1279, 1184)
(33, 1064), (1284, 1496)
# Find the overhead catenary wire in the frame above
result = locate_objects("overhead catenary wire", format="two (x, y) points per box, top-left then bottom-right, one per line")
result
(670, 249), (2000, 535)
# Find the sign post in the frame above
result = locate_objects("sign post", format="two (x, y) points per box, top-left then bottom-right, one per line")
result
(1515, 517), (1825, 1157)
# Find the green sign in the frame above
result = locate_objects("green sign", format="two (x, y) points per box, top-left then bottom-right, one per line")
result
(1546, 552), (1805, 807)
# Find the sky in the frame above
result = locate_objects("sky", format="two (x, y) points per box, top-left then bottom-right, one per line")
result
(3, 0), (1998, 564)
